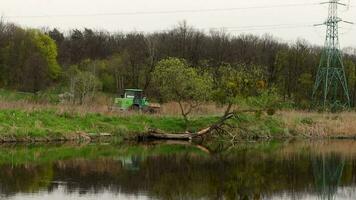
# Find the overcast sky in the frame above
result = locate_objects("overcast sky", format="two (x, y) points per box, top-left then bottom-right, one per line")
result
(0, 0), (355, 48)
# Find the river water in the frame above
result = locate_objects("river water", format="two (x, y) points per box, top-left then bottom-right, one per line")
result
(1, 140), (356, 200)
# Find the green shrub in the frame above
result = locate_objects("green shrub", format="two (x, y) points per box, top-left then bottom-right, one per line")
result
(300, 117), (314, 125)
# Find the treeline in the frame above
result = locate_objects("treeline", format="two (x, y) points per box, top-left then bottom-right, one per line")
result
(1, 21), (356, 107)
(0, 22), (61, 92)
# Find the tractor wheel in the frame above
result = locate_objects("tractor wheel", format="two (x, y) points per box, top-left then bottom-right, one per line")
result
(149, 107), (160, 114)
(130, 105), (140, 112)
(146, 103), (161, 114)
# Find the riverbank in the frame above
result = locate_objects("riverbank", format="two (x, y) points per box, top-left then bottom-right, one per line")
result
(0, 108), (284, 143)
(0, 106), (355, 143)
(0, 109), (222, 142)
(279, 110), (356, 138)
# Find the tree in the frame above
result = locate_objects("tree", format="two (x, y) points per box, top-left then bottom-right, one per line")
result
(152, 58), (213, 126)
(123, 33), (148, 88)
(274, 48), (290, 99)
(146, 63), (278, 141)
(66, 65), (102, 104)
(344, 58), (356, 106)
(31, 30), (61, 79)
(106, 53), (129, 93)
(213, 64), (267, 115)
(0, 28), (61, 92)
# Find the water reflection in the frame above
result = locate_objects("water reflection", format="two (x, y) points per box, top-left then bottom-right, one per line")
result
(0, 141), (356, 200)
(312, 155), (345, 200)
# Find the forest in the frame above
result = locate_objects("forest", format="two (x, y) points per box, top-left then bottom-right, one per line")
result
(1, 20), (356, 108)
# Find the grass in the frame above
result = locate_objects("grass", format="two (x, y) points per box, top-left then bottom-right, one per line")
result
(0, 89), (226, 117)
(0, 89), (279, 141)
(2, 89), (356, 140)
(279, 110), (356, 137)
(230, 113), (285, 138)
(0, 109), (221, 139)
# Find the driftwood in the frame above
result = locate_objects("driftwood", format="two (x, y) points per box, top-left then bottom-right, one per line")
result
(143, 113), (236, 141)
(146, 127), (212, 140)
(142, 108), (272, 141)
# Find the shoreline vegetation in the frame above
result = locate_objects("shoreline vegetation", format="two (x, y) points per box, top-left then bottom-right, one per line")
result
(0, 21), (355, 143)
(0, 20), (355, 144)
(0, 96), (355, 143)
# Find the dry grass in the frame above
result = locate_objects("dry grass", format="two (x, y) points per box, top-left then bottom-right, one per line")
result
(2, 96), (355, 138)
(0, 100), (113, 116)
(279, 110), (356, 137)
(0, 99), (226, 117)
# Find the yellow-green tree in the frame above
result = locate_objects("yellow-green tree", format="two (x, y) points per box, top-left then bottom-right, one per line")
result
(30, 30), (61, 79)
(152, 58), (213, 126)
(1, 28), (61, 92)
(213, 65), (268, 115)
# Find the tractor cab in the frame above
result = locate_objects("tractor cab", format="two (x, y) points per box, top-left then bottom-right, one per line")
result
(125, 89), (146, 108)
(115, 89), (149, 110)
(124, 89), (142, 98)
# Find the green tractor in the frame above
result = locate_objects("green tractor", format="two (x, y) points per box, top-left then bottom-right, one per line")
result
(114, 89), (160, 113)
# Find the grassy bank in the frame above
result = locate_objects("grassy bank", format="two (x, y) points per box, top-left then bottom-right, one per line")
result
(1, 90), (356, 142)
(0, 107), (286, 142)
(0, 90), (284, 142)
(0, 109), (221, 142)
(1, 107), (356, 142)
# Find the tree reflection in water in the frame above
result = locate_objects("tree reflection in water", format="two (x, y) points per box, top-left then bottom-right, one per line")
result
(0, 141), (355, 200)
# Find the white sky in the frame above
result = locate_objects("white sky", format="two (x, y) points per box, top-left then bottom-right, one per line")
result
(0, 0), (355, 48)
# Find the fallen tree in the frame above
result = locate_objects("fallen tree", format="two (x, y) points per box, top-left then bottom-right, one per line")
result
(139, 109), (270, 141)
(144, 64), (278, 141)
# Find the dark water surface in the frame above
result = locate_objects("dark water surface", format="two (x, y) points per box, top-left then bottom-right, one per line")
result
(1, 140), (356, 200)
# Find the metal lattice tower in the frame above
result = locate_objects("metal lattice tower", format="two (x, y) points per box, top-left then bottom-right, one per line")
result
(312, 0), (351, 108)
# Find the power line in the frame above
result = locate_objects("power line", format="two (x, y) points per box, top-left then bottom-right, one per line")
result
(4, 3), (319, 19)
(208, 23), (317, 30)
(225, 25), (315, 32)
(147, 23), (320, 34)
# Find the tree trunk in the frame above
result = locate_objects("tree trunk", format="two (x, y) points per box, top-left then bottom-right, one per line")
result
(140, 108), (264, 141)
(144, 127), (212, 140)
(142, 113), (234, 141)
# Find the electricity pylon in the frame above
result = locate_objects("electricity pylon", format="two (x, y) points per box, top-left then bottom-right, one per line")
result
(312, 0), (352, 109)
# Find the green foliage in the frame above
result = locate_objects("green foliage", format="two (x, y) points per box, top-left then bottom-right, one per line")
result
(213, 64), (267, 107)
(2, 21), (356, 108)
(0, 27), (61, 92)
(0, 88), (61, 104)
(222, 113), (285, 139)
(29, 30), (61, 79)
(74, 71), (102, 102)
(0, 89), (34, 101)
(153, 58), (213, 103)
(152, 58), (213, 125)
(105, 53), (127, 93)
(297, 73), (313, 105)
(101, 73), (116, 92)
(300, 117), (314, 125)
(243, 89), (283, 111)
(66, 64), (102, 104)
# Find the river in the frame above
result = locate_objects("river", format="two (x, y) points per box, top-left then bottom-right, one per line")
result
(1, 140), (356, 200)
